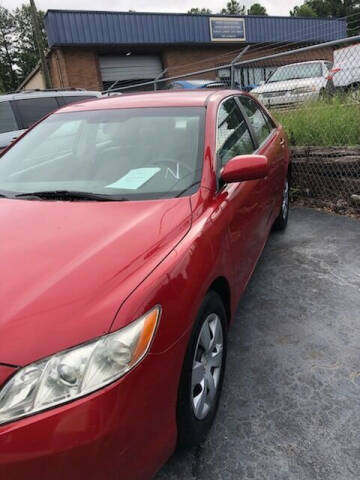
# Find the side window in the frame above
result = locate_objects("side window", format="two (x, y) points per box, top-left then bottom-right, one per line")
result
(0, 101), (18, 134)
(216, 97), (255, 167)
(62, 96), (97, 105)
(14, 97), (59, 129)
(240, 96), (275, 146)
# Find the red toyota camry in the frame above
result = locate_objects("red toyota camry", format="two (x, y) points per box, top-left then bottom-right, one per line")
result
(0, 90), (290, 479)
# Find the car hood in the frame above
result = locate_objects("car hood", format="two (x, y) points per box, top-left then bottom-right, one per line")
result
(252, 77), (323, 93)
(0, 197), (192, 366)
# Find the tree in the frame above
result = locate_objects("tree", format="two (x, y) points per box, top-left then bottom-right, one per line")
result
(0, 3), (48, 92)
(290, 0), (360, 18)
(247, 3), (268, 15)
(289, 0), (360, 34)
(220, 0), (246, 15)
(13, 5), (47, 85)
(290, 4), (317, 16)
(188, 8), (212, 14)
(0, 6), (18, 92)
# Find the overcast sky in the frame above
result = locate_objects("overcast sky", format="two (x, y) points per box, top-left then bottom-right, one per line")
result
(0, 0), (301, 17)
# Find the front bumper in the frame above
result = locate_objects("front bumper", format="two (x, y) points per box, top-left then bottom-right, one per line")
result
(256, 91), (320, 108)
(0, 336), (187, 480)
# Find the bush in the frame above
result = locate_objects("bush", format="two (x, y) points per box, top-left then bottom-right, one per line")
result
(273, 97), (360, 147)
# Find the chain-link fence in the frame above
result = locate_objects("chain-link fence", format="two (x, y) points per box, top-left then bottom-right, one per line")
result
(245, 37), (360, 215)
(104, 31), (360, 215)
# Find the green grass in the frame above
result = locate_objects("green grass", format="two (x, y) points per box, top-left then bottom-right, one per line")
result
(273, 97), (360, 147)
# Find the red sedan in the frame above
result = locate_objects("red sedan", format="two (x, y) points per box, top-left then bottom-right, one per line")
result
(0, 90), (290, 479)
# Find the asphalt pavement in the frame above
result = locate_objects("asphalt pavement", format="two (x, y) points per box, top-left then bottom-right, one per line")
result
(156, 207), (360, 480)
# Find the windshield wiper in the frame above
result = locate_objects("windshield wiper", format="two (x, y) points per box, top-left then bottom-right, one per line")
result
(176, 182), (201, 198)
(0, 190), (17, 199)
(14, 190), (128, 202)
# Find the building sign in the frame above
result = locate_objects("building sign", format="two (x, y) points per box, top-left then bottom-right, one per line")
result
(210, 17), (246, 42)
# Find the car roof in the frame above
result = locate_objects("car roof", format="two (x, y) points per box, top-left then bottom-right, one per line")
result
(57, 89), (242, 112)
(175, 80), (210, 85)
(0, 90), (101, 102)
(175, 79), (223, 86)
(277, 60), (328, 68)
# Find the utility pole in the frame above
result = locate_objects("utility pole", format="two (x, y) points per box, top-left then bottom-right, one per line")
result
(230, 45), (250, 89)
(29, 0), (52, 89)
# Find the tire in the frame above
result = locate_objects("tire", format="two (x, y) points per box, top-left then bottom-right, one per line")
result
(348, 84), (360, 102)
(319, 88), (326, 100)
(273, 176), (289, 231)
(319, 87), (331, 101)
(176, 292), (227, 447)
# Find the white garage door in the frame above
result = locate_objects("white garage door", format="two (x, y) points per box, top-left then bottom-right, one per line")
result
(99, 55), (163, 84)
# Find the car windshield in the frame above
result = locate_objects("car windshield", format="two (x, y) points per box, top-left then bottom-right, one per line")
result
(267, 63), (322, 83)
(0, 107), (205, 200)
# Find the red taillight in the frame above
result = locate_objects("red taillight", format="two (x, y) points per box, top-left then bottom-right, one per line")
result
(328, 67), (341, 80)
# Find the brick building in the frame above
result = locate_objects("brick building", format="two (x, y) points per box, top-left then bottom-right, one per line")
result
(40, 10), (347, 92)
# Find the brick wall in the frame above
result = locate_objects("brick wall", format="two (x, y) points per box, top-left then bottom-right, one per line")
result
(162, 45), (334, 79)
(47, 45), (335, 91)
(49, 48), (102, 91)
(163, 47), (242, 80)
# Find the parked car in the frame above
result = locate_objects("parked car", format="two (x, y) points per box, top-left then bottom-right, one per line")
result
(241, 83), (259, 92)
(0, 89), (101, 152)
(168, 79), (258, 92)
(251, 60), (334, 108)
(0, 90), (290, 480)
(167, 79), (226, 89)
(331, 43), (360, 94)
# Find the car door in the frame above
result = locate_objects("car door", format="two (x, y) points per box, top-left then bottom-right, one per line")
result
(238, 95), (286, 226)
(216, 96), (269, 292)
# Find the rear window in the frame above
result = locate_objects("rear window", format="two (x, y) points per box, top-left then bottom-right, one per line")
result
(0, 101), (18, 134)
(14, 97), (59, 129)
(62, 96), (97, 105)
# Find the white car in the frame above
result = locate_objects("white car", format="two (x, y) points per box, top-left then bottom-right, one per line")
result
(0, 89), (101, 152)
(251, 60), (334, 108)
(331, 43), (360, 93)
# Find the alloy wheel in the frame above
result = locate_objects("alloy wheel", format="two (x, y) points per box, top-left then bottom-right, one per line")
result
(191, 313), (224, 420)
(282, 178), (289, 220)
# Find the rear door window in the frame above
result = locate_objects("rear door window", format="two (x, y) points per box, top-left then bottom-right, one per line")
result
(216, 97), (255, 167)
(14, 97), (60, 129)
(239, 96), (275, 146)
(0, 101), (18, 134)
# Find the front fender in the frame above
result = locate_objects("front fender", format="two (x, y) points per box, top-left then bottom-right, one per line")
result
(110, 190), (234, 354)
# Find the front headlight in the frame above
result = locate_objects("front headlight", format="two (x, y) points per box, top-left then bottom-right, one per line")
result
(0, 306), (160, 425)
(290, 86), (317, 95)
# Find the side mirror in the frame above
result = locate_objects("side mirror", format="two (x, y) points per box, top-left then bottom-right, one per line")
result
(220, 155), (269, 184)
